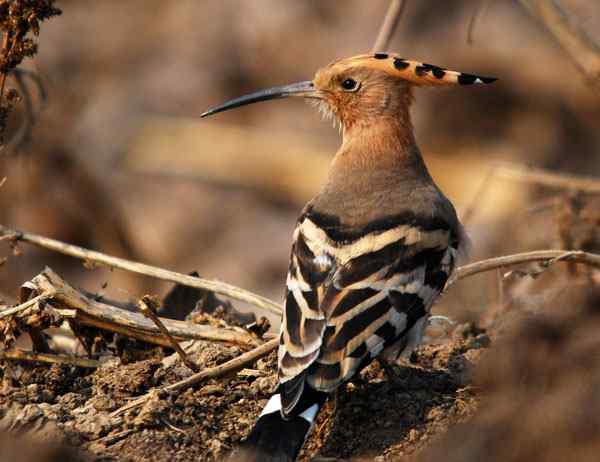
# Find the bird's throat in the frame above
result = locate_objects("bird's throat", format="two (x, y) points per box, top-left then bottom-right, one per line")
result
(336, 117), (427, 179)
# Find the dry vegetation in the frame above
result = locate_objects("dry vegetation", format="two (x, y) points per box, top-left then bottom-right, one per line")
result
(0, 0), (60, 147)
(2, 1), (600, 461)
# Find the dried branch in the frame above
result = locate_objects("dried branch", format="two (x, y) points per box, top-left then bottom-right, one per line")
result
(16, 267), (259, 348)
(126, 117), (330, 206)
(460, 162), (600, 224)
(137, 296), (199, 372)
(0, 348), (99, 368)
(466, 0), (491, 45)
(371, 0), (406, 52)
(5, 68), (46, 151)
(111, 338), (278, 417)
(493, 162), (600, 193)
(0, 291), (54, 319)
(518, 0), (600, 87)
(459, 163), (499, 224)
(449, 249), (600, 286)
(0, 224), (282, 316)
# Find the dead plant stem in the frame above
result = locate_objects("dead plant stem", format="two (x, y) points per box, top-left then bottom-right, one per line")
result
(0, 224), (282, 315)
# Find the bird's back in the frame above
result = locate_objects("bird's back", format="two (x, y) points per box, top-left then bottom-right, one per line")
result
(278, 148), (463, 404)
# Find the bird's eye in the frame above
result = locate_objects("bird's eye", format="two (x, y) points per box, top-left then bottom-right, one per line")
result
(341, 78), (358, 91)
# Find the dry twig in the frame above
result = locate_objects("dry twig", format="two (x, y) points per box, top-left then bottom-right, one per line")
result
(493, 162), (600, 193)
(137, 295), (199, 372)
(371, 0), (406, 52)
(0, 224), (282, 315)
(449, 249), (600, 286)
(460, 162), (600, 224)
(0, 291), (54, 319)
(126, 117), (330, 206)
(460, 163), (499, 224)
(518, 0), (600, 87)
(6, 68), (46, 150)
(16, 267), (259, 348)
(111, 338), (278, 417)
(0, 348), (100, 368)
(466, 0), (491, 45)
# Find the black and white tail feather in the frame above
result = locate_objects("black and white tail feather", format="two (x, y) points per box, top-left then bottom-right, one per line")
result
(236, 385), (327, 461)
(235, 204), (463, 461)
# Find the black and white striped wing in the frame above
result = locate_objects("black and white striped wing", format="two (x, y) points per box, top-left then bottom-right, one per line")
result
(278, 209), (458, 416)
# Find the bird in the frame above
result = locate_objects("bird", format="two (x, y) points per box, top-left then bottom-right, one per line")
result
(201, 53), (496, 461)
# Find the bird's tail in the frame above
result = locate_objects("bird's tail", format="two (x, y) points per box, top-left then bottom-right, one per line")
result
(233, 388), (328, 462)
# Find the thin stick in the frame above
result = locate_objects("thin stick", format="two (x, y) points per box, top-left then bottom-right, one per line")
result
(496, 267), (504, 309)
(466, 0), (491, 45)
(0, 292), (54, 319)
(493, 162), (600, 193)
(0, 224), (282, 315)
(25, 268), (258, 348)
(459, 164), (497, 224)
(0, 348), (100, 368)
(460, 161), (600, 225)
(137, 296), (199, 372)
(371, 0), (406, 52)
(449, 249), (600, 286)
(0, 32), (11, 102)
(518, 0), (600, 87)
(111, 338), (278, 417)
(92, 429), (135, 446)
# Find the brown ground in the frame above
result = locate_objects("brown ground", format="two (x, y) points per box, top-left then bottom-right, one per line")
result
(3, 269), (599, 462)
(0, 322), (488, 462)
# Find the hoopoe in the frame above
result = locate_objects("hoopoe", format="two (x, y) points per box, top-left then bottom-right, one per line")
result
(202, 53), (496, 461)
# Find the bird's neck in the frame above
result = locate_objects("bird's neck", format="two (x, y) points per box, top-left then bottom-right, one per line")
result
(331, 116), (432, 186)
(312, 117), (436, 223)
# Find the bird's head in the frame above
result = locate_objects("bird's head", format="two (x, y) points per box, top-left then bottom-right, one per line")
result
(201, 53), (496, 132)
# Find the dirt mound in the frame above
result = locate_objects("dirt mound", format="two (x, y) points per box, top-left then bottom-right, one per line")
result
(0, 322), (491, 461)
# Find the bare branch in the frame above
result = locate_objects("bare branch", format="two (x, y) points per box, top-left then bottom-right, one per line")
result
(493, 161), (600, 193)
(0, 224), (282, 316)
(449, 249), (600, 286)
(466, 0), (491, 45)
(6, 69), (47, 151)
(371, 0), (407, 52)
(137, 296), (199, 372)
(111, 338), (278, 417)
(0, 348), (100, 368)
(460, 162), (600, 224)
(0, 291), (55, 319)
(17, 267), (260, 348)
(459, 163), (499, 224)
(518, 0), (600, 87)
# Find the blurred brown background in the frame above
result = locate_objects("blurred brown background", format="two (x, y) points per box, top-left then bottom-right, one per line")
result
(1, 0), (600, 328)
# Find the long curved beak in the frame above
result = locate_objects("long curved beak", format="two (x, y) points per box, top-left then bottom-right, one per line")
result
(201, 80), (318, 118)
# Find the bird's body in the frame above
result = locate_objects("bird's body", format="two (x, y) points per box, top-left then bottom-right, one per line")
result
(201, 53), (495, 461)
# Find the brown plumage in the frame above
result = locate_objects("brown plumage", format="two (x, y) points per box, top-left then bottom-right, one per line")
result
(202, 52), (496, 462)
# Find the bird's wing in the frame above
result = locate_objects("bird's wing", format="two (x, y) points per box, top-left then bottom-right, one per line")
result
(278, 208), (458, 416)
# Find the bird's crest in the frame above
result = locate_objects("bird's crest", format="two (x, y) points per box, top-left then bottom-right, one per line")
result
(328, 53), (497, 87)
